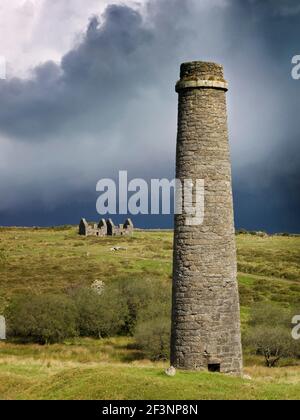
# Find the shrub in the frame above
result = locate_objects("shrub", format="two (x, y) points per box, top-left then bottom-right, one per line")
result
(6, 294), (78, 344)
(129, 278), (171, 360)
(243, 303), (300, 367)
(72, 286), (128, 338)
(135, 318), (171, 361)
(116, 277), (171, 335)
(236, 229), (248, 235)
(244, 325), (298, 367)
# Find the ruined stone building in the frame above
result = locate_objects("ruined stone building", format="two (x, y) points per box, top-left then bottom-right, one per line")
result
(106, 218), (134, 236)
(171, 61), (243, 375)
(79, 218), (107, 237)
(79, 218), (134, 237)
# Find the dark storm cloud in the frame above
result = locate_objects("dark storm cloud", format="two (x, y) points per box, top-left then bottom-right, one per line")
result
(0, 0), (299, 231)
(0, 6), (146, 140)
(230, 0), (300, 232)
(0, 0), (198, 216)
(0, 1), (188, 141)
(249, 0), (300, 16)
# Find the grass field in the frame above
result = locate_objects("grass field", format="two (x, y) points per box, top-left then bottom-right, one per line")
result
(1, 337), (300, 400)
(0, 227), (299, 400)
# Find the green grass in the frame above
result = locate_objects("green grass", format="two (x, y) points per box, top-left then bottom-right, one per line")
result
(0, 227), (299, 399)
(0, 228), (173, 312)
(237, 234), (300, 281)
(4, 365), (299, 400)
(0, 228), (299, 312)
(0, 338), (300, 400)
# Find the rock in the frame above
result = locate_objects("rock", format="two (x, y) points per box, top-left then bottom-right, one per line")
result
(110, 247), (127, 252)
(165, 366), (176, 377)
(91, 280), (105, 296)
(0, 316), (6, 340)
(256, 231), (268, 238)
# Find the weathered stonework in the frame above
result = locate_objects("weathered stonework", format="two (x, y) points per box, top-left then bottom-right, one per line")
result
(171, 61), (243, 375)
(79, 218), (108, 237)
(79, 218), (134, 237)
(107, 218), (134, 236)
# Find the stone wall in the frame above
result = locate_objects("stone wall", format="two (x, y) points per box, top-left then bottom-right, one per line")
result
(79, 218), (134, 237)
(107, 219), (134, 236)
(79, 218), (107, 237)
(171, 61), (243, 375)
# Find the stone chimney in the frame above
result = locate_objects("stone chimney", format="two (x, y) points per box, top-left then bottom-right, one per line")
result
(171, 61), (243, 375)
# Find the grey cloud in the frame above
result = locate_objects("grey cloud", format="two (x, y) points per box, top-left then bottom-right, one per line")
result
(0, 0), (299, 231)
(249, 0), (300, 16)
(0, 1), (188, 142)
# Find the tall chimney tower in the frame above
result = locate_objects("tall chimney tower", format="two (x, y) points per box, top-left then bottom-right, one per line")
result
(171, 61), (243, 375)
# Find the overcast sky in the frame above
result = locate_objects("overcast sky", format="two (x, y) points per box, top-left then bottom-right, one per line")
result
(0, 0), (299, 231)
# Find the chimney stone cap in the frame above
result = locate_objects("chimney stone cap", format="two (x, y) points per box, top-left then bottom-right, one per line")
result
(176, 61), (228, 92)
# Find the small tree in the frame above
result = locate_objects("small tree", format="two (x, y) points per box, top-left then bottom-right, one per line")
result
(244, 326), (296, 367)
(72, 286), (128, 338)
(6, 294), (78, 344)
(244, 303), (300, 367)
(134, 318), (171, 361)
(117, 277), (171, 335)
(132, 278), (171, 361)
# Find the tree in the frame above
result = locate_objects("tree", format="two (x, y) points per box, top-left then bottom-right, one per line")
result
(244, 325), (297, 367)
(244, 303), (300, 367)
(134, 318), (171, 361)
(72, 286), (128, 338)
(117, 277), (171, 335)
(6, 294), (78, 344)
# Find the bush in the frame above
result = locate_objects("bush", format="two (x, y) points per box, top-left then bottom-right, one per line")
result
(243, 303), (300, 367)
(6, 294), (78, 344)
(236, 229), (248, 235)
(71, 286), (128, 338)
(4, 277), (172, 351)
(116, 277), (171, 335)
(135, 318), (171, 361)
(244, 325), (298, 367)
(128, 278), (171, 360)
